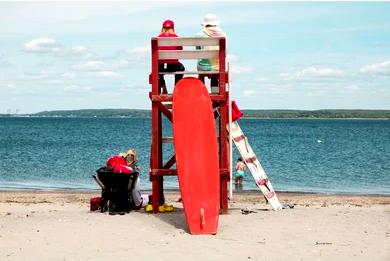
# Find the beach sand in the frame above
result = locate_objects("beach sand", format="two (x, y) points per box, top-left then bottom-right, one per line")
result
(0, 191), (389, 261)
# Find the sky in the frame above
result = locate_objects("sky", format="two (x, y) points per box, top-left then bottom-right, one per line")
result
(1, 1), (390, 114)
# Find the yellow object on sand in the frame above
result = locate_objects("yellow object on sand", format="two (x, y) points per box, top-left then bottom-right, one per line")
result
(145, 203), (174, 213)
(145, 204), (153, 212)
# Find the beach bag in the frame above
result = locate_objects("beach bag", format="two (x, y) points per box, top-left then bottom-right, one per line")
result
(90, 197), (103, 211)
(106, 155), (133, 173)
(231, 100), (243, 122)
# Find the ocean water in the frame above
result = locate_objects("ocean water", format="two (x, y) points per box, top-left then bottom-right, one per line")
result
(0, 117), (389, 194)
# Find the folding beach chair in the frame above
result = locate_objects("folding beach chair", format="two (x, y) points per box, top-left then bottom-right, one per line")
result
(94, 167), (139, 214)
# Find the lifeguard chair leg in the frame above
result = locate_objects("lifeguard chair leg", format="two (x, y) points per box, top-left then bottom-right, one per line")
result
(220, 175), (229, 213)
(151, 176), (164, 213)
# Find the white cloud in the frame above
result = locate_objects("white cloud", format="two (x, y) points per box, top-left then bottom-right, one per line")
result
(23, 39), (94, 59)
(64, 85), (80, 91)
(18, 71), (76, 84)
(111, 59), (131, 69)
(253, 77), (269, 83)
(73, 59), (131, 74)
(68, 45), (95, 59)
(0, 2), (170, 23)
(0, 54), (10, 67)
(243, 90), (254, 96)
(326, 23), (390, 33)
(125, 46), (150, 56)
(63, 84), (92, 92)
(95, 71), (121, 78)
(280, 66), (344, 80)
(19, 71), (51, 80)
(226, 54), (256, 72)
(227, 54), (238, 62)
(345, 85), (361, 92)
(0, 83), (16, 91)
(62, 72), (75, 79)
(23, 38), (62, 53)
(70, 45), (89, 54)
(360, 60), (390, 75)
(231, 65), (255, 74)
(73, 61), (105, 72)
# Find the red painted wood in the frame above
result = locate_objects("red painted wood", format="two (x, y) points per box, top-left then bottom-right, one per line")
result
(149, 37), (230, 213)
(173, 77), (220, 234)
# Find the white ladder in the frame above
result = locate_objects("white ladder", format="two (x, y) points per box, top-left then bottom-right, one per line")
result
(230, 121), (282, 211)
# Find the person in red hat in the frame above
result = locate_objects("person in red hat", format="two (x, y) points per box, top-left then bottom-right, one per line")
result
(158, 19), (185, 94)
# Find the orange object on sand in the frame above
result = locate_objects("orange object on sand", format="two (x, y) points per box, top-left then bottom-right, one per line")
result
(172, 77), (220, 235)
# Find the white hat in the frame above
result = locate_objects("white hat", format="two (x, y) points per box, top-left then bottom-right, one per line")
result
(201, 13), (220, 26)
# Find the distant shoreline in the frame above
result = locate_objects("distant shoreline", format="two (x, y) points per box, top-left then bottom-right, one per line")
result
(242, 117), (390, 120)
(1, 108), (389, 119)
(1, 115), (389, 120)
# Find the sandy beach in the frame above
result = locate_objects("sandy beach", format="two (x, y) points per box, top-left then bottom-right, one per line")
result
(0, 190), (389, 261)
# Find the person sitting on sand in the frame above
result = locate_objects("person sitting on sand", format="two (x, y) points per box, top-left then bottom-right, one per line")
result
(235, 157), (246, 185)
(120, 149), (139, 172)
(118, 149), (148, 210)
(113, 149), (173, 213)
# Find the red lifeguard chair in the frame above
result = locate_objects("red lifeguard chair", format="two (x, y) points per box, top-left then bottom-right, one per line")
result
(148, 37), (230, 213)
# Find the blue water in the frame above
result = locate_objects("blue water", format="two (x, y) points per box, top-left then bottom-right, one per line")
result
(0, 117), (389, 194)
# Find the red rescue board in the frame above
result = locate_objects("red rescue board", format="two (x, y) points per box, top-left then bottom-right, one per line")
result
(172, 77), (220, 235)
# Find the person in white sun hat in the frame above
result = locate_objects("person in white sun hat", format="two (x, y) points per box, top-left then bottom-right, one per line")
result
(197, 13), (226, 93)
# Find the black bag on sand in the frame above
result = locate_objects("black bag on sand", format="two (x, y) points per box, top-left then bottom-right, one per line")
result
(95, 167), (138, 215)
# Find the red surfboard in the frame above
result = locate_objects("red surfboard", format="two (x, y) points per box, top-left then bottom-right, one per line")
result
(172, 77), (220, 235)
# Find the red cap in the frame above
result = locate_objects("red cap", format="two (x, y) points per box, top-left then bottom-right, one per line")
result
(162, 20), (174, 29)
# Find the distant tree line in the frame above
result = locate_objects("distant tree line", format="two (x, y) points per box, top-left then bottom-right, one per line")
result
(31, 109), (151, 118)
(1, 109), (389, 119)
(241, 109), (390, 119)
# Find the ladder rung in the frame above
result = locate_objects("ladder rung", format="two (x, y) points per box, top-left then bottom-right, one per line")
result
(256, 178), (268, 186)
(245, 156), (257, 164)
(233, 135), (245, 142)
(265, 191), (275, 199)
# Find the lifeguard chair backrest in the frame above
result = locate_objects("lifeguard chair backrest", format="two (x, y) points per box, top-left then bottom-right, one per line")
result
(150, 37), (227, 94)
(155, 37), (223, 65)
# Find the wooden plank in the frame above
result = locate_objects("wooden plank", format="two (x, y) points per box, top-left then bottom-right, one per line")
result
(150, 168), (229, 177)
(162, 102), (172, 109)
(210, 94), (227, 102)
(149, 35), (230, 213)
(150, 169), (178, 176)
(151, 39), (159, 94)
(219, 168), (230, 176)
(156, 37), (222, 46)
(157, 102), (172, 122)
(159, 50), (219, 60)
(163, 155), (176, 169)
(151, 94), (226, 102)
(151, 94), (173, 102)
(162, 137), (174, 143)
